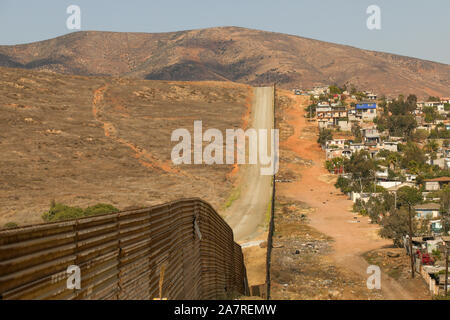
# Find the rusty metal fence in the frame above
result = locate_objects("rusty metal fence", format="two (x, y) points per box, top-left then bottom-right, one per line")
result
(0, 198), (249, 300)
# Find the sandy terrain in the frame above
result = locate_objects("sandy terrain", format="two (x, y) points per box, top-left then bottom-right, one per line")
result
(225, 87), (274, 242)
(223, 87), (274, 289)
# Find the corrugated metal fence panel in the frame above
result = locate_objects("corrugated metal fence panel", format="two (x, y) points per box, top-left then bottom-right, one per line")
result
(0, 198), (248, 300)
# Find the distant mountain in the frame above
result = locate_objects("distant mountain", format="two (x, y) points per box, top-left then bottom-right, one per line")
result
(1, 26), (449, 98)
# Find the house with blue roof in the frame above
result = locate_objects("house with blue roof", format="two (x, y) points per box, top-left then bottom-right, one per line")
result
(354, 102), (377, 121)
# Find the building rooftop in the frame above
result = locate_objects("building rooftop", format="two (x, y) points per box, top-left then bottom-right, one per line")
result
(355, 102), (377, 109)
(424, 177), (450, 183)
(414, 203), (441, 210)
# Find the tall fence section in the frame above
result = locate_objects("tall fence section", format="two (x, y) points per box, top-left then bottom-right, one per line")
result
(0, 198), (249, 300)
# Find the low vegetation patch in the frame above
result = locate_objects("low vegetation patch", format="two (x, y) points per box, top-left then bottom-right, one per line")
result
(3, 222), (18, 229)
(42, 201), (119, 222)
(222, 186), (241, 210)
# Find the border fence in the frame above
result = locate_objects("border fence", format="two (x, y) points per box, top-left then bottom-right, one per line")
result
(0, 198), (249, 300)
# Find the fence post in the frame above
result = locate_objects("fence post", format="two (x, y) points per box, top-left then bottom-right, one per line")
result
(265, 83), (277, 300)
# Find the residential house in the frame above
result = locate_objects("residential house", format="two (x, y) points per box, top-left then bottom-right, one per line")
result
(375, 166), (388, 179)
(379, 141), (398, 152)
(377, 178), (402, 189)
(445, 122), (450, 131)
(355, 102), (377, 121)
(349, 143), (365, 153)
(326, 148), (352, 160)
(362, 128), (381, 144)
(325, 139), (346, 149)
(424, 177), (450, 191)
(414, 203), (441, 220)
(428, 156), (449, 170)
(366, 93), (377, 101)
(424, 101), (443, 108)
(386, 182), (416, 193)
(316, 105), (348, 129)
(405, 174), (417, 183)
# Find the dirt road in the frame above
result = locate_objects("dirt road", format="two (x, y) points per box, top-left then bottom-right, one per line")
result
(225, 87), (274, 242)
(278, 93), (430, 300)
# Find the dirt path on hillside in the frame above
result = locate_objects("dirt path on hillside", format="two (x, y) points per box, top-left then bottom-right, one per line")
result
(277, 93), (430, 300)
(92, 85), (179, 174)
(225, 87), (274, 243)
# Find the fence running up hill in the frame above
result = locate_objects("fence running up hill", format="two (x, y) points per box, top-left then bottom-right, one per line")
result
(0, 198), (249, 300)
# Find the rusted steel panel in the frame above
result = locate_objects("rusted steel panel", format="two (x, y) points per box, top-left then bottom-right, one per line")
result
(0, 199), (248, 300)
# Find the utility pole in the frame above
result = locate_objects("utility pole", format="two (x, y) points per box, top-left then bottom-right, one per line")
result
(394, 191), (397, 208)
(445, 240), (448, 296)
(373, 170), (376, 194)
(407, 203), (415, 279)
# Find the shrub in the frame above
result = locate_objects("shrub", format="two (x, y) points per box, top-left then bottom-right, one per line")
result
(42, 203), (84, 222)
(431, 249), (441, 261)
(42, 202), (119, 222)
(84, 203), (119, 216)
(3, 222), (18, 229)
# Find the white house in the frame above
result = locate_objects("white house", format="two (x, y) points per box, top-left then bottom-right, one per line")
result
(414, 203), (441, 220)
(424, 177), (450, 191)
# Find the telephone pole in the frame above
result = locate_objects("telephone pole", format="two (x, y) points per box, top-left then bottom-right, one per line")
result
(444, 238), (449, 296)
(407, 203), (415, 279)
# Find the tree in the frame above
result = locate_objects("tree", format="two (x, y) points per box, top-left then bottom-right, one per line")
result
(326, 157), (344, 173)
(329, 85), (343, 95)
(317, 129), (333, 146)
(424, 140), (439, 153)
(427, 96), (440, 102)
(406, 94), (418, 108)
(374, 116), (388, 132)
(401, 142), (426, 169)
(335, 176), (353, 194)
(366, 195), (386, 224)
(305, 104), (316, 118)
(423, 106), (439, 124)
(351, 122), (362, 143)
(397, 186), (423, 278)
(380, 208), (414, 247)
(387, 114), (417, 138)
(381, 95), (418, 138)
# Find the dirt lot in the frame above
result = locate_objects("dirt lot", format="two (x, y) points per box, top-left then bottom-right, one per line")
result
(270, 197), (383, 300)
(270, 90), (431, 300)
(364, 248), (430, 299)
(0, 67), (252, 226)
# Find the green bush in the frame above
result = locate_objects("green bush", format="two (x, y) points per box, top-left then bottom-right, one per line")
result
(431, 249), (441, 261)
(42, 202), (119, 222)
(84, 203), (119, 216)
(42, 203), (84, 222)
(3, 222), (18, 229)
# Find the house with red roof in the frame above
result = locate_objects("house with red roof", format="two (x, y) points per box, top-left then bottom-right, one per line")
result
(424, 176), (450, 191)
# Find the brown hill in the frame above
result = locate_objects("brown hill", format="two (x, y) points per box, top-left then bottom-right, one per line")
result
(1, 26), (449, 97)
(0, 67), (251, 226)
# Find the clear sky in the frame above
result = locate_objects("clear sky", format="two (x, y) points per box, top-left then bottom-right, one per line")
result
(1, 0), (449, 64)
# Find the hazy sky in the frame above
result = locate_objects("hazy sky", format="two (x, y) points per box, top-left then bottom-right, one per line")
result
(1, 0), (449, 64)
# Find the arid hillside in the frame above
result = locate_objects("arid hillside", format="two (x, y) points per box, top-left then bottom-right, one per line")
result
(1, 27), (449, 98)
(0, 67), (252, 226)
